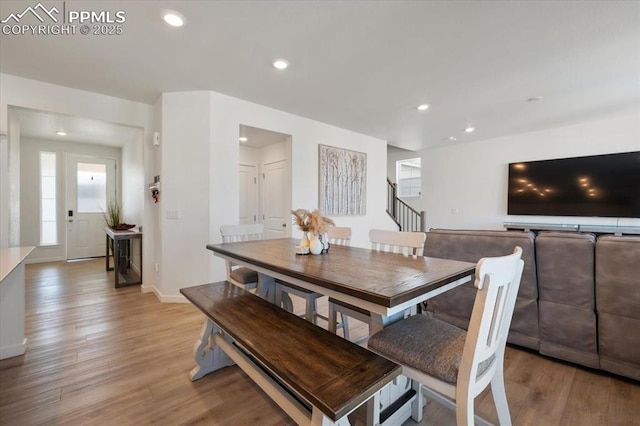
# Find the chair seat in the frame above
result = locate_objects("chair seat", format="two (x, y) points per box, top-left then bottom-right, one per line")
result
(230, 267), (259, 284)
(368, 315), (494, 384)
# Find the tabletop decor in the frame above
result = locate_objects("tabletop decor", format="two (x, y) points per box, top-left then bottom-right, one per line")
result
(104, 199), (135, 230)
(319, 144), (367, 216)
(291, 209), (334, 255)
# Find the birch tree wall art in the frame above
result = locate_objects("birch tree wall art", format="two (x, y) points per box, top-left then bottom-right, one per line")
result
(319, 145), (366, 216)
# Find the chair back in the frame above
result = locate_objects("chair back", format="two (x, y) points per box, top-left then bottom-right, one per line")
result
(327, 226), (351, 246)
(459, 246), (524, 388)
(369, 229), (426, 256)
(220, 224), (263, 243)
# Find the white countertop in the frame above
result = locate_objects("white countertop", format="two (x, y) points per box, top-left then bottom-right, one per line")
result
(0, 247), (35, 283)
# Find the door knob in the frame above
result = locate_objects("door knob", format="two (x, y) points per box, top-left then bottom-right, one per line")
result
(282, 223), (286, 227)
(68, 219), (73, 223)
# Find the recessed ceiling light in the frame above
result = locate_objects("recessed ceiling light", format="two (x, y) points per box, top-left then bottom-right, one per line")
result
(239, 137), (248, 142)
(442, 136), (457, 141)
(527, 96), (543, 102)
(272, 59), (289, 70)
(464, 126), (475, 133)
(56, 131), (66, 136)
(162, 10), (185, 27)
(417, 104), (429, 111)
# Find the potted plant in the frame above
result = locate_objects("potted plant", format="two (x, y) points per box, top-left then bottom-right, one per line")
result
(104, 199), (135, 230)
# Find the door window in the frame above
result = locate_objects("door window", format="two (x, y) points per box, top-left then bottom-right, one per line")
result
(40, 152), (57, 245)
(77, 162), (107, 213)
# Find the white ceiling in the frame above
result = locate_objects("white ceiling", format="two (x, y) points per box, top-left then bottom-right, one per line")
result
(1, 1), (638, 151)
(14, 107), (141, 147)
(240, 124), (289, 149)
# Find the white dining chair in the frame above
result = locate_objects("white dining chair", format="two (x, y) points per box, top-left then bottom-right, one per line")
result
(220, 224), (263, 290)
(327, 226), (352, 246)
(368, 247), (524, 425)
(276, 226), (353, 324)
(328, 229), (426, 341)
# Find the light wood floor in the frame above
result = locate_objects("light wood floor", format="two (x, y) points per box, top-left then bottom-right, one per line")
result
(0, 260), (638, 425)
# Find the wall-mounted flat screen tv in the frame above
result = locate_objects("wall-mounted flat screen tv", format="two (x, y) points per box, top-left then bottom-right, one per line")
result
(508, 151), (640, 218)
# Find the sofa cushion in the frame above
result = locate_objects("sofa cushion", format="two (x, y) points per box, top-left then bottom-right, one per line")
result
(596, 235), (640, 319)
(424, 229), (539, 349)
(536, 232), (595, 308)
(598, 313), (640, 381)
(424, 229), (537, 299)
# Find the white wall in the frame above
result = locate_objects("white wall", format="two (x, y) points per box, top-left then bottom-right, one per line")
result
(207, 90), (395, 253)
(387, 145), (422, 211)
(0, 134), (7, 247)
(152, 90), (395, 300)
(141, 97), (163, 294)
(158, 92), (212, 301)
(420, 109), (640, 230)
(19, 138), (121, 263)
(0, 74), (152, 251)
(239, 144), (259, 167)
(7, 109), (20, 246)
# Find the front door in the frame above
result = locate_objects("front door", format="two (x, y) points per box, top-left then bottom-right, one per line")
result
(66, 155), (116, 259)
(262, 160), (288, 239)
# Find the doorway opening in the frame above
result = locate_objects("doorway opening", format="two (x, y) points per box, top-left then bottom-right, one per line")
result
(238, 125), (292, 239)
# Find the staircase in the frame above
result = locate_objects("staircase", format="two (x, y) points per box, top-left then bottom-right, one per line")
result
(386, 178), (426, 232)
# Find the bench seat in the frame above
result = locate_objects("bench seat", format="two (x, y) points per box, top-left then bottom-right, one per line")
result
(181, 281), (401, 425)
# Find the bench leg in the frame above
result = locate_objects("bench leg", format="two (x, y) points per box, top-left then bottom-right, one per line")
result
(190, 318), (235, 381)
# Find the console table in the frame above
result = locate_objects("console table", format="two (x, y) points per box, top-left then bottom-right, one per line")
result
(105, 228), (142, 288)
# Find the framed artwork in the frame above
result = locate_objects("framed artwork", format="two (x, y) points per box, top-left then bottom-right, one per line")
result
(319, 144), (366, 216)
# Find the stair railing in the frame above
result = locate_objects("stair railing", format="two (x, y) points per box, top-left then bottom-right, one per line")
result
(386, 178), (426, 232)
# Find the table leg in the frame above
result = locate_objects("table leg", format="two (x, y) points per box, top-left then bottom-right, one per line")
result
(114, 239), (120, 288)
(105, 234), (109, 271)
(257, 273), (276, 302)
(190, 318), (235, 381)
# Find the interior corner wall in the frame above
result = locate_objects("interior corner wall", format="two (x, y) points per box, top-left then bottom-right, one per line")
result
(387, 145), (422, 212)
(419, 109), (640, 230)
(387, 145), (419, 183)
(0, 133), (7, 248)
(158, 91), (212, 301)
(0, 73), (152, 254)
(155, 89), (395, 299)
(7, 109), (20, 246)
(207, 91), (395, 276)
(141, 96), (163, 295)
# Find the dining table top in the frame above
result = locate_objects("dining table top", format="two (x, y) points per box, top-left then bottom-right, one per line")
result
(207, 238), (476, 309)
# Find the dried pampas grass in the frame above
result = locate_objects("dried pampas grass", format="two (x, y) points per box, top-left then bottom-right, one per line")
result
(291, 209), (334, 234)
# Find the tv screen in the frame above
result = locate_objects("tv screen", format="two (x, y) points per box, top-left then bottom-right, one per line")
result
(508, 151), (640, 218)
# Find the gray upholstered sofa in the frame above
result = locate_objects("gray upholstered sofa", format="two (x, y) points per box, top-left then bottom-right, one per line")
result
(423, 228), (640, 381)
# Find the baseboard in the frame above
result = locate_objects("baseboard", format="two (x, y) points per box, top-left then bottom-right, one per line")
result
(25, 256), (65, 264)
(141, 285), (188, 303)
(0, 337), (28, 360)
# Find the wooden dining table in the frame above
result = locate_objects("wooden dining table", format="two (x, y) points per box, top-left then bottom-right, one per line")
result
(207, 238), (476, 334)
(205, 237), (476, 425)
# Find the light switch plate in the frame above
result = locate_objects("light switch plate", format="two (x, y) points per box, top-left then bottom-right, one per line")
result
(166, 209), (181, 220)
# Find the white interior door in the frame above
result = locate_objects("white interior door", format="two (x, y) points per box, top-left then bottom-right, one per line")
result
(66, 155), (116, 259)
(239, 164), (258, 224)
(262, 160), (288, 239)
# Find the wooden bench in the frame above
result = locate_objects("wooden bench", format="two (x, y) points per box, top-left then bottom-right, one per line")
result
(181, 281), (401, 426)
